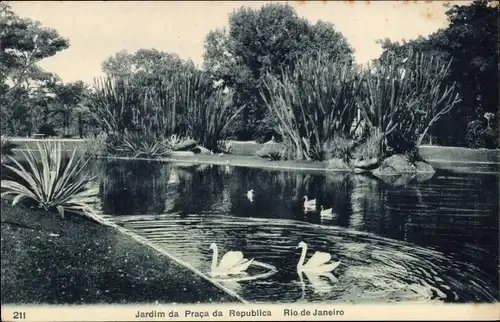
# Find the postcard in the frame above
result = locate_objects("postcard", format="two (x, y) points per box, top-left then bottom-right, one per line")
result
(1, 0), (499, 321)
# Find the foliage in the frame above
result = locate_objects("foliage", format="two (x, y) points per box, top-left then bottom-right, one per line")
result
(466, 114), (499, 149)
(83, 133), (108, 158)
(260, 52), (361, 160)
(102, 48), (196, 81)
(1, 136), (17, 156)
(323, 135), (357, 164)
(352, 130), (384, 161)
(0, 3), (70, 137)
(0, 141), (108, 225)
(113, 130), (171, 159)
(86, 69), (244, 153)
(217, 140), (233, 154)
(203, 3), (354, 140)
(178, 71), (244, 151)
(0, 2), (69, 92)
(377, 0), (498, 148)
(268, 150), (283, 161)
(49, 81), (92, 137)
(358, 48), (461, 157)
(38, 124), (57, 137)
(0, 3), (99, 138)
(165, 134), (186, 150)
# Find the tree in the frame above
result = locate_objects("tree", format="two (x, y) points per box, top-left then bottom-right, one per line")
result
(0, 2), (69, 93)
(1, 2), (70, 136)
(203, 3), (354, 141)
(49, 81), (91, 137)
(101, 48), (197, 89)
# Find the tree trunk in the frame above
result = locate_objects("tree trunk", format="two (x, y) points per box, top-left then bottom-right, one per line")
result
(78, 114), (83, 138)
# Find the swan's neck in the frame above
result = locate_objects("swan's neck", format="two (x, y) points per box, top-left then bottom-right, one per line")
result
(297, 244), (307, 272)
(304, 196), (308, 203)
(299, 271), (306, 299)
(211, 246), (218, 271)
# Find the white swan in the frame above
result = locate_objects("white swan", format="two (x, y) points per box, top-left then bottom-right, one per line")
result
(247, 189), (254, 203)
(299, 269), (338, 296)
(303, 196), (316, 212)
(209, 243), (254, 277)
(296, 241), (341, 274)
(264, 135), (275, 145)
(319, 206), (335, 219)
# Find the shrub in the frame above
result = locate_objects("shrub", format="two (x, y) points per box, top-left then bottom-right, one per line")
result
(268, 150), (283, 161)
(217, 139), (233, 154)
(83, 133), (108, 158)
(0, 142), (108, 225)
(352, 130), (384, 161)
(165, 134), (184, 150)
(114, 130), (171, 159)
(87, 73), (244, 153)
(323, 135), (357, 163)
(466, 117), (499, 149)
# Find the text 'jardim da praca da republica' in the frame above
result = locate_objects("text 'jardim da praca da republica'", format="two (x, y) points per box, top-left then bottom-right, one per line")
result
(134, 308), (273, 319)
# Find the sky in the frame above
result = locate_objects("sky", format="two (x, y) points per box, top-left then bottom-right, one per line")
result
(9, 0), (471, 85)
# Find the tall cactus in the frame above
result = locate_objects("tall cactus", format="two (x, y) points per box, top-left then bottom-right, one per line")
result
(357, 47), (461, 155)
(260, 52), (361, 160)
(86, 71), (243, 152)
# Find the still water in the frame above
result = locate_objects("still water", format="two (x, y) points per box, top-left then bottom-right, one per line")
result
(93, 159), (498, 303)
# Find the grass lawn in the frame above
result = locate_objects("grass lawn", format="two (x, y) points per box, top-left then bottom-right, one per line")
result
(0, 202), (239, 305)
(419, 145), (499, 163)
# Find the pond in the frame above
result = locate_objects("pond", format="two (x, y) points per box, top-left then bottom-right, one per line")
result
(89, 159), (499, 304)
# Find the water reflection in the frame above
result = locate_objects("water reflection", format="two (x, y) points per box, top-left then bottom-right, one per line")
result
(95, 161), (499, 303)
(99, 160), (169, 215)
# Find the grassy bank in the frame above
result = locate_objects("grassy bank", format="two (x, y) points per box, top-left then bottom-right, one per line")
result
(419, 145), (499, 163)
(0, 202), (238, 305)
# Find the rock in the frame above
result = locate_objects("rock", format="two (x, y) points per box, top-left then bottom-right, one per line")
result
(415, 161), (435, 173)
(191, 146), (212, 155)
(352, 157), (379, 169)
(353, 167), (369, 174)
(414, 172), (435, 183)
(196, 164), (212, 171)
(326, 158), (351, 170)
(377, 173), (416, 187)
(372, 154), (417, 177)
(256, 143), (283, 158)
(173, 139), (197, 151)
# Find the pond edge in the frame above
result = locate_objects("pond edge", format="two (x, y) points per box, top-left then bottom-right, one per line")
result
(99, 219), (249, 304)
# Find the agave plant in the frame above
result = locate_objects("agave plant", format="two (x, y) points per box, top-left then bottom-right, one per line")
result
(268, 150), (283, 161)
(165, 133), (183, 150)
(0, 141), (110, 226)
